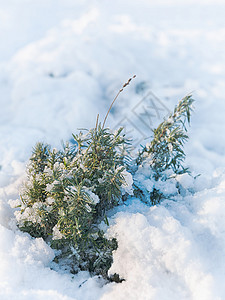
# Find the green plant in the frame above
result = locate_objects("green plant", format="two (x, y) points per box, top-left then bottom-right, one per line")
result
(16, 77), (194, 280)
(17, 120), (132, 278)
(137, 95), (194, 180)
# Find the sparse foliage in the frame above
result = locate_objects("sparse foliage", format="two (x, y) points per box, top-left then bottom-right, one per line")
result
(137, 95), (194, 180)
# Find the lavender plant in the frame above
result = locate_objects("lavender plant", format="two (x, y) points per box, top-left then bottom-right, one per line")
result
(16, 76), (194, 280)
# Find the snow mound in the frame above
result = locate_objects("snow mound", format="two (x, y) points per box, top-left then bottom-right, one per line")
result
(103, 173), (225, 299)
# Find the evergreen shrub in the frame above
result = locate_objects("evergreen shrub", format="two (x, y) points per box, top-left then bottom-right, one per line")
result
(16, 79), (194, 279)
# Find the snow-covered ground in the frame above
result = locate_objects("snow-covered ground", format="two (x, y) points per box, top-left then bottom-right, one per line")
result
(1, 1), (225, 299)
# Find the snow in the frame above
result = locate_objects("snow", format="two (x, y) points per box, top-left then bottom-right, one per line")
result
(83, 188), (100, 205)
(1, 0), (225, 299)
(120, 168), (134, 196)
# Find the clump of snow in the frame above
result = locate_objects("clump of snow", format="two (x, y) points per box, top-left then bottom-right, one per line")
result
(0, 201), (14, 229)
(121, 169), (134, 196)
(0, 224), (105, 300)
(15, 202), (43, 226)
(83, 188), (100, 205)
(104, 181), (225, 299)
(46, 197), (55, 205)
(176, 173), (195, 190)
(52, 224), (64, 240)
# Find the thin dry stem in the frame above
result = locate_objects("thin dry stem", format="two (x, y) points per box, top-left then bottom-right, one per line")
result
(102, 75), (136, 129)
(95, 114), (99, 130)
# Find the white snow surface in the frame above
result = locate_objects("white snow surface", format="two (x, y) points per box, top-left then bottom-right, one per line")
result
(1, 0), (225, 299)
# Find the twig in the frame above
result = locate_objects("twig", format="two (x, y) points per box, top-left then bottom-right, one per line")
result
(102, 75), (136, 129)
(95, 113), (99, 130)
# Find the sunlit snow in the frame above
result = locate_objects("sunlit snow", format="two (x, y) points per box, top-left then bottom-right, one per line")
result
(1, 1), (225, 299)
